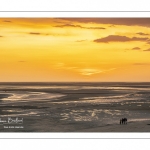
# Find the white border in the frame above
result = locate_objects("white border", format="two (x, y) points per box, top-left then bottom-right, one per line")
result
(0, 133), (150, 139)
(0, 0), (150, 11)
(1, 12), (150, 17)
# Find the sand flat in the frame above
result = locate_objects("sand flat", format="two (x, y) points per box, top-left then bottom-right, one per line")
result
(0, 82), (150, 132)
(80, 120), (150, 132)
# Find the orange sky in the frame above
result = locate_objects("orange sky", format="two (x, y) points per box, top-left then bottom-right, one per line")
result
(0, 18), (150, 82)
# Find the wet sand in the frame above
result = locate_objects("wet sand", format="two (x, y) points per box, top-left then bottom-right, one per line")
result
(0, 99), (150, 132)
(0, 82), (150, 132)
(81, 120), (150, 132)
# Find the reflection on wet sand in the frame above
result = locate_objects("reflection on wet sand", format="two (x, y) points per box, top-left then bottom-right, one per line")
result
(0, 82), (150, 132)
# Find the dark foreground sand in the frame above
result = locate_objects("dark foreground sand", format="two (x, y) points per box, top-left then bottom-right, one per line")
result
(1, 116), (150, 132)
(81, 121), (150, 132)
(0, 97), (150, 132)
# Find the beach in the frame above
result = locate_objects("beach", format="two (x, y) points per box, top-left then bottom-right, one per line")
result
(0, 82), (150, 132)
(81, 120), (150, 132)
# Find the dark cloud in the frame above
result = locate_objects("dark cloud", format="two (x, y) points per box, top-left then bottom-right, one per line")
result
(55, 24), (105, 29)
(93, 35), (149, 43)
(132, 47), (141, 50)
(29, 32), (50, 36)
(143, 48), (150, 51)
(29, 32), (41, 35)
(133, 63), (150, 65)
(28, 32), (70, 36)
(3, 18), (150, 28)
(86, 27), (105, 30)
(58, 18), (150, 27)
(55, 24), (82, 28)
(0, 36), (3, 37)
(28, 32), (73, 37)
(3, 20), (12, 23)
(136, 32), (149, 36)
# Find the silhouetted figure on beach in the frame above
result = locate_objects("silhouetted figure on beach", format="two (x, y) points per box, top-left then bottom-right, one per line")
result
(124, 118), (127, 124)
(120, 118), (127, 125)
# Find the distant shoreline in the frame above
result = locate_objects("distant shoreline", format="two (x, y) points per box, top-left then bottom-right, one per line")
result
(0, 81), (150, 83)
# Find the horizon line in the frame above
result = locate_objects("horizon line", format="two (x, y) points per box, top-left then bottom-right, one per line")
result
(0, 81), (150, 83)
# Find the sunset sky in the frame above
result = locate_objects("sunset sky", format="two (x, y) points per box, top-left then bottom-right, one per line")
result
(0, 18), (150, 82)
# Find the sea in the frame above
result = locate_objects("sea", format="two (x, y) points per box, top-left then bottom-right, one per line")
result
(0, 82), (150, 132)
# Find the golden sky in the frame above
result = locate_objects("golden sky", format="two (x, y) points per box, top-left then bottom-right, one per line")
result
(0, 18), (150, 82)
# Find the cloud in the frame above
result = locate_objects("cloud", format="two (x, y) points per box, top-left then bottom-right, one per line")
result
(29, 32), (41, 35)
(0, 36), (3, 37)
(28, 32), (72, 37)
(58, 18), (150, 27)
(85, 27), (105, 30)
(136, 32), (149, 36)
(54, 62), (116, 76)
(3, 20), (12, 23)
(4, 18), (150, 29)
(79, 69), (103, 76)
(93, 35), (149, 43)
(132, 47), (141, 50)
(143, 48), (150, 51)
(54, 24), (83, 28)
(54, 23), (105, 30)
(79, 68), (116, 76)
